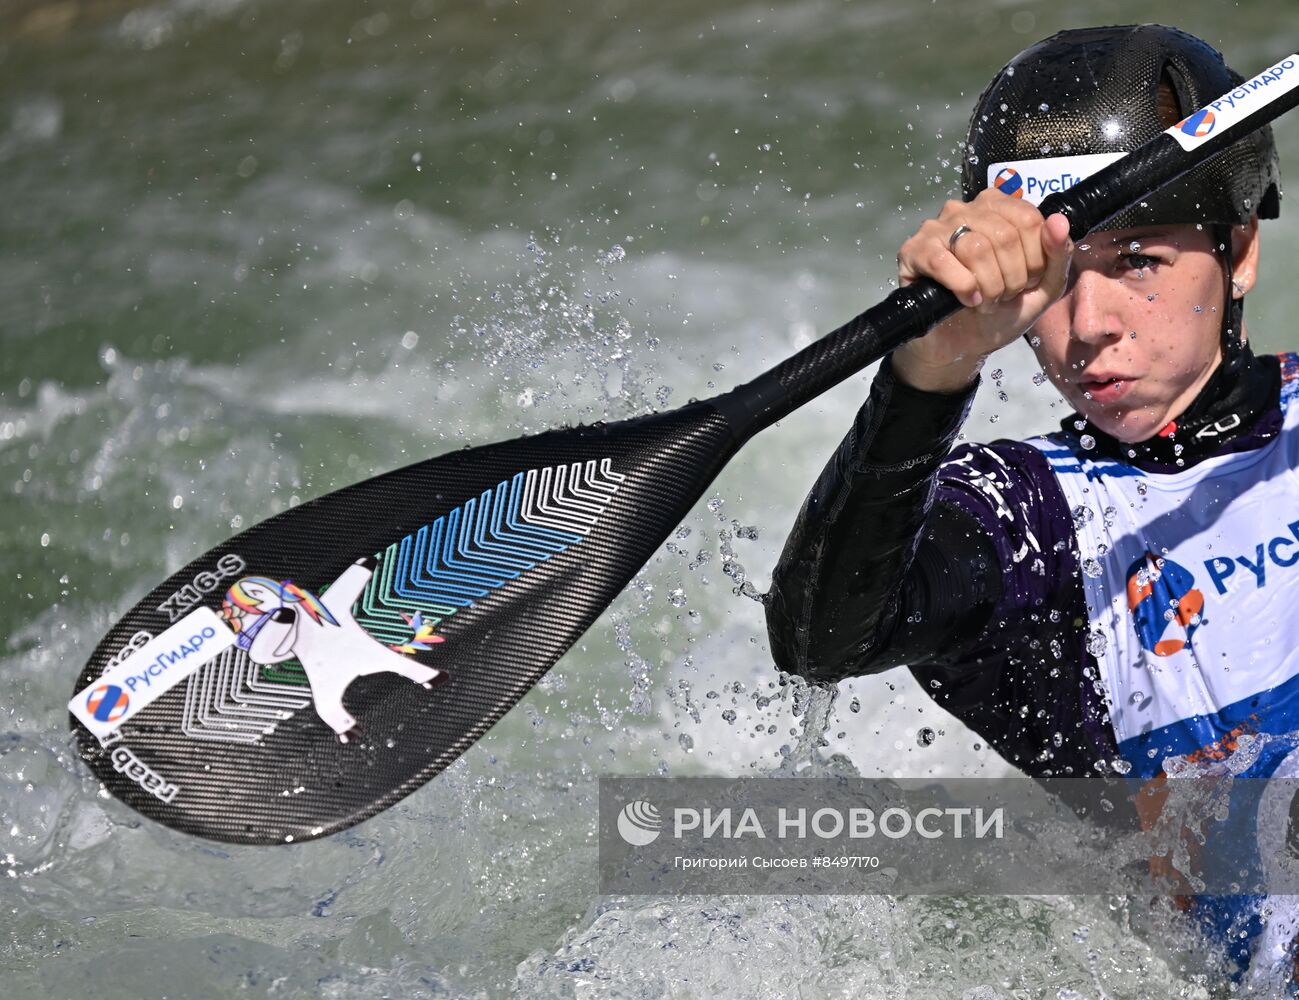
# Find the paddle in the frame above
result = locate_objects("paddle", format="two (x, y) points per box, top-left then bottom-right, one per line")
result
(70, 54), (1299, 844)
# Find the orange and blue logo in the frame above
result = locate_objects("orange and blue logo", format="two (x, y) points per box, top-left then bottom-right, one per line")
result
(86, 683), (130, 724)
(1177, 108), (1216, 139)
(993, 166), (1024, 198)
(1126, 552), (1206, 657)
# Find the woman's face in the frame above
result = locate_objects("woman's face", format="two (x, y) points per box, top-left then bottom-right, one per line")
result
(1027, 221), (1259, 444)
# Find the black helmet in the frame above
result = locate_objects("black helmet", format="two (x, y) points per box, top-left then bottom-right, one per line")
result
(961, 24), (1281, 229)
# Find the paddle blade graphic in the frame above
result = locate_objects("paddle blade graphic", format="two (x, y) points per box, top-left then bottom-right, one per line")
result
(69, 403), (737, 844)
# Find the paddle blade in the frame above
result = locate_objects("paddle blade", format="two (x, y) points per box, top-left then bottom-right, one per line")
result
(70, 403), (738, 844)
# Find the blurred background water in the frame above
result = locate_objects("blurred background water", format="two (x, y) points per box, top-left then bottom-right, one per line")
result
(2, 0), (1296, 996)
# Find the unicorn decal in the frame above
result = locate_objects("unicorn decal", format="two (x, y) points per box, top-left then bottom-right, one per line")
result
(221, 557), (446, 741)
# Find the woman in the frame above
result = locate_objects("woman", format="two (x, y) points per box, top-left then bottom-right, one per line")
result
(765, 23), (1297, 985)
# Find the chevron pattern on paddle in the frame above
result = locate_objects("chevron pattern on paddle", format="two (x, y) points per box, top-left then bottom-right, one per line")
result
(176, 459), (625, 745)
(354, 457), (625, 644)
(182, 646), (313, 744)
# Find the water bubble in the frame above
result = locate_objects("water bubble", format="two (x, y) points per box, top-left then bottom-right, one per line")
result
(849, 697), (861, 714)
(1071, 505), (1094, 528)
(1038, 102), (1050, 112)
(1076, 243), (1091, 251)
(1082, 558), (1103, 578)
(669, 588), (687, 607)
(706, 497), (724, 513)
(916, 727), (937, 747)
(991, 368), (1004, 381)
(1079, 434), (1096, 450)
(1136, 482), (1148, 495)
(1073, 419), (1087, 431)
(1028, 335), (1041, 348)
(1032, 371), (1047, 385)
(721, 709), (737, 724)
(1111, 759), (1132, 775)
(1086, 630), (1108, 657)
(1129, 241), (1142, 252)
(400, 331), (419, 350)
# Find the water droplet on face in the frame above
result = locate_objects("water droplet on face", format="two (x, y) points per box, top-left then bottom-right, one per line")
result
(1129, 241), (1142, 252)
(1076, 243), (1091, 251)
(1028, 335), (1041, 348)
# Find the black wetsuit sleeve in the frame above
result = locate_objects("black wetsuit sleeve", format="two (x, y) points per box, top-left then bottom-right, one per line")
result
(765, 355), (1003, 684)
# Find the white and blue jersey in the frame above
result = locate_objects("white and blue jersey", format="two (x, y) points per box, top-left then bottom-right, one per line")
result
(769, 350), (1299, 984)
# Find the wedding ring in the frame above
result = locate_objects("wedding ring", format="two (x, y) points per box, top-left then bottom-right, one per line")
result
(948, 224), (974, 252)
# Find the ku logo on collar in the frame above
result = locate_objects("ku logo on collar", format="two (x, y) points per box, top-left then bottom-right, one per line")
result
(1126, 551), (1207, 657)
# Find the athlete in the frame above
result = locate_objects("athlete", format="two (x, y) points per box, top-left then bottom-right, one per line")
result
(764, 24), (1298, 986)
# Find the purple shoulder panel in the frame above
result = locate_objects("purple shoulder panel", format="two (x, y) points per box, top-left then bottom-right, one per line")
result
(910, 440), (1120, 776)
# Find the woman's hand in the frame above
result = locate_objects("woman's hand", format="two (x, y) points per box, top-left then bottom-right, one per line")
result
(892, 188), (1074, 392)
